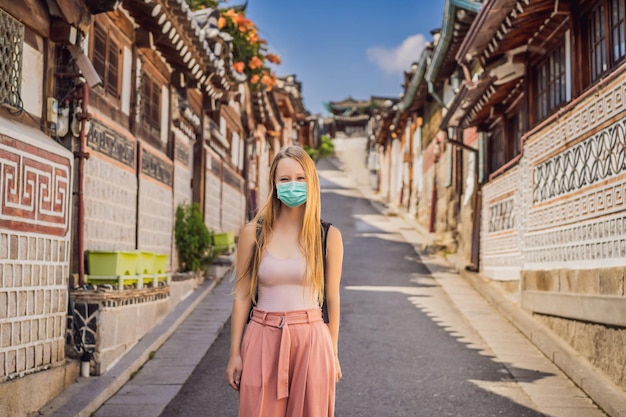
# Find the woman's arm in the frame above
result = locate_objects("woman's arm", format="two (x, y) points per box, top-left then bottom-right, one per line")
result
(325, 225), (344, 382)
(225, 222), (256, 390)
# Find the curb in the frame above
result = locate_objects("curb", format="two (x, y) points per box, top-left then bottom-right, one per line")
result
(454, 266), (626, 417)
(37, 274), (227, 417)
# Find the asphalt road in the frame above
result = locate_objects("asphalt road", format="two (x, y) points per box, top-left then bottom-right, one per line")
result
(160, 159), (549, 417)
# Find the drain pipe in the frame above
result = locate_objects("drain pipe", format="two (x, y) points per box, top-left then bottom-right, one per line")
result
(74, 82), (91, 286)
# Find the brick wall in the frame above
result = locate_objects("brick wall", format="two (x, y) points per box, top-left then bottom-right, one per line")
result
(0, 130), (72, 382)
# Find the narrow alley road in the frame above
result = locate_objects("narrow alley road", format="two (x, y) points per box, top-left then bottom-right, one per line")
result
(157, 156), (605, 417)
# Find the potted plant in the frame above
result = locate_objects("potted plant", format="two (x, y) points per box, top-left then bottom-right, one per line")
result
(305, 134), (335, 163)
(174, 203), (213, 278)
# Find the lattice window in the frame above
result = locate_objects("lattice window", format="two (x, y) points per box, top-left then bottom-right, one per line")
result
(589, 3), (608, 82)
(612, 0), (626, 60)
(91, 22), (121, 99)
(141, 73), (161, 131)
(0, 9), (24, 111)
(534, 44), (566, 120)
(583, 0), (626, 84)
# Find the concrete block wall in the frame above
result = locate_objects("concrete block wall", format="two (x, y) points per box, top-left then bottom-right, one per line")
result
(204, 149), (222, 232)
(96, 294), (170, 374)
(137, 178), (173, 255)
(221, 183), (245, 235)
(84, 154), (137, 251)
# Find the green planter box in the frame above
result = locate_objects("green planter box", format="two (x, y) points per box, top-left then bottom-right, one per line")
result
(213, 232), (235, 255)
(136, 251), (156, 274)
(88, 251), (138, 276)
(87, 251), (139, 288)
(154, 253), (169, 283)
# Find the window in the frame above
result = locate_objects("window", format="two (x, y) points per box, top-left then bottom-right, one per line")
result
(92, 22), (121, 98)
(534, 44), (566, 120)
(0, 9), (23, 110)
(584, 0), (626, 84)
(487, 107), (524, 176)
(488, 124), (507, 176)
(141, 74), (160, 132)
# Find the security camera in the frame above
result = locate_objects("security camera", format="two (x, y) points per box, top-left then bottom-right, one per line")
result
(68, 45), (102, 88)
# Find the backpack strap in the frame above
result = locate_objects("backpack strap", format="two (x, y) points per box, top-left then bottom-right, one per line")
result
(320, 220), (331, 323)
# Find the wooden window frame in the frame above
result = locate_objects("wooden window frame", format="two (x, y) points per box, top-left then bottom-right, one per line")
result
(141, 73), (161, 132)
(137, 57), (168, 146)
(486, 103), (525, 177)
(90, 21), (122, 101)
(533, 43), (567, 122)
(581, 0), (626, 86)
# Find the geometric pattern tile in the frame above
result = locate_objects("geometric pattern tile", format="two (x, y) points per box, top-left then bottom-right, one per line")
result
(533, 119), (626, 203)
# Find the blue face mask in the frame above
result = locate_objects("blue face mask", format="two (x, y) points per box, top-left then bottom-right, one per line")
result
(276, 181), (307, 207)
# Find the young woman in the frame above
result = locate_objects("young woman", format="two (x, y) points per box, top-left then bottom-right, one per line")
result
(226, 145), (343, 417)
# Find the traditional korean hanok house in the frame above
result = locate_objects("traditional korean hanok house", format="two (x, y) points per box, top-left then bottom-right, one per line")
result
(63, 0), (245, 377)
(299, 115), (322, 149)
(445, 0), (626, 408)
(370, 99), (399, 202)
(186, 9), (248, 235)
(273, 75), (308, 147)
(410, 0), (482, 258)
(247, 87), (283, 216)
(387, 0), (479, 245)
(326, 96), (375, 138)
(0, 1), (91, 415)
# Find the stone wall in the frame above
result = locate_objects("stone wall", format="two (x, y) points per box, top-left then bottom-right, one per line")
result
(221, 164), (245, 234)
(204, 148), (222, 232)
(523, 266), (626, 390)
(137, 146), (173, 255)
(173, 130), (193, 208)
(84, 122), (138, 252)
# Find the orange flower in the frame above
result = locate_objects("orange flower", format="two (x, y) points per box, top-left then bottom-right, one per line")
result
(247, 31), (259, 44)
(266, 53), (281, 64)
(225, 9), (237, 19)
(249, 56), (263, 70)
(233, 61), (245, 73)
(251, 74), (260, 84)
(218, 16), (226, 29)
(261, 73), (272, 86)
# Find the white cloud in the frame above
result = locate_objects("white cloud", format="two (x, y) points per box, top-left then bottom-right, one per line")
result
(366, 34), (428, 74)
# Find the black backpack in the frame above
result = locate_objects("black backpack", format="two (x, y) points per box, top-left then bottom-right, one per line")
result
(249, 220), (332, 323)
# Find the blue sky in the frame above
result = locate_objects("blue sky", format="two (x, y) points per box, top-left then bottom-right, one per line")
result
(245, 0), (445, 115)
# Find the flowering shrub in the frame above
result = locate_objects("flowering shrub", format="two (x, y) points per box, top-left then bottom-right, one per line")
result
(186, 0), (281, 91)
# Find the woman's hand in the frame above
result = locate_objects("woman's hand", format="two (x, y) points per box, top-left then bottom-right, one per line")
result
(226, 355), (243, 390)
(335, 356), (343, 382)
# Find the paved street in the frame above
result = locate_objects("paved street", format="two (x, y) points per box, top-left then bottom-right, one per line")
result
(151, 156), (605, 417)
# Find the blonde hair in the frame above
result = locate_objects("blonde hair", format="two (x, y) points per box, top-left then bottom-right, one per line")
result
(241, 145), (323, 304)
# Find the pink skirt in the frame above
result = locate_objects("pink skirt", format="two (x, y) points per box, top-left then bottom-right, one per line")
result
(239, 309), (336, 417)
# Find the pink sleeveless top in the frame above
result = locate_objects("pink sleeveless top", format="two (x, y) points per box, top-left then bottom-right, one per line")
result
(255, 250), (319, 312)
